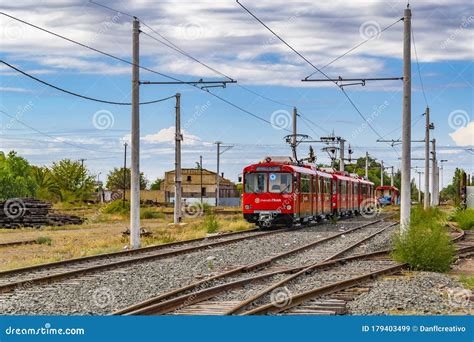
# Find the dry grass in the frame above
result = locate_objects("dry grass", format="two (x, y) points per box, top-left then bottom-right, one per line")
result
(0, 205), (249, 271)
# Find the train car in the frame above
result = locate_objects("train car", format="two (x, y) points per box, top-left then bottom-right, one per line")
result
(242, 157), (374, 228)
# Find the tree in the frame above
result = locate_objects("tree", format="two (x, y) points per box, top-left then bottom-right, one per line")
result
(150, 178), (164, 190)
(32, 166), (61, 201)
(106, 167), (147, 191)
(50, 159), (95, 201)
(0, 151), (37, 200)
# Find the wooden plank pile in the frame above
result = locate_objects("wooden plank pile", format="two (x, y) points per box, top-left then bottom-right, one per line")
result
(0, 198), (84, 229)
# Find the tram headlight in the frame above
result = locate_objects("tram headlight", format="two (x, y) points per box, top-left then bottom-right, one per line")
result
(244, 204), (251, 210)
(286, 205), (292, 210)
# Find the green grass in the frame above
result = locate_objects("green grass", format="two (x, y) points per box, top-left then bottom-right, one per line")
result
(391, 206), (455, 272)
(449, 208), (474, 230)
(459, 274), (474, 290)
(36, 236), (52, 246)
(203, 213), (219, 233)
(102, 200), (130, 215)
(140, 210), (165, 220)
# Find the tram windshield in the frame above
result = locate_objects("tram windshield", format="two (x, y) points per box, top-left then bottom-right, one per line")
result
(244, 173), (267, 193)
(269, 173), (292, 193)
(244, 172), (293, 193)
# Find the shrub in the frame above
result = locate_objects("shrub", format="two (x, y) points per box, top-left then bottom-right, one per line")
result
(203, 213), (219, 233)
(36, 236), (52, 246)
(140, 210), (165, 220)
(102, 200), (130, 215)
(450, 208), (474, 230)
(202, 202), (212, 214)
(391, 206), (455, 272)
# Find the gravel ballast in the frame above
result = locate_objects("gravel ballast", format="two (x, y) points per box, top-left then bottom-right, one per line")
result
(0, 217), (388, 315)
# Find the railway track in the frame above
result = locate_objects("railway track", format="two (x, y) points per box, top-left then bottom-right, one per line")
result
(114, 219), (397, 315)
(0, 239), (38, 248)
(115, 223), (471, 316)
(0, 227), (285, 293)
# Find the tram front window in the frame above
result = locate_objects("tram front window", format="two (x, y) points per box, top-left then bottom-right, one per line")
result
(269, 173), (292, 193)
(244, 173), (267, 193)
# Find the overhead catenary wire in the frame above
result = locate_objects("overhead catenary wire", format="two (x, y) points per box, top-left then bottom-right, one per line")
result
(90, 0), (296, 109)
(0, 11), (287, 132)
(306, 17), (404, 78)
(235, 0), (389, 141)
(0, 60), (176, 106)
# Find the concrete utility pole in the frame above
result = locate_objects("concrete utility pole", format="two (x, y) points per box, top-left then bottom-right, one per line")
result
(381, 160), (384, 187)
(414, 169), (423, 203)
(424, 107), (430, 209)
(431, 138), (437, 206)
(215, 142), (233, 206)
(365, 152), (369, 178)
(174, 93), (182, 224)
(391, 166), (394, 187)
(292, 107), (297, 161)
(130, 17), (140, 248)
(439, 159), (448, 189)
(400, 5), (412, 233)
(216, 141), (221, 207)
(123, 142), (127, 206)
(339, 139), (345, 172)
(200, 155), (203, 205)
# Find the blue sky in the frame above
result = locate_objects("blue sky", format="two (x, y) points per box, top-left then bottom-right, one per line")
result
(0, 0), (472, 188)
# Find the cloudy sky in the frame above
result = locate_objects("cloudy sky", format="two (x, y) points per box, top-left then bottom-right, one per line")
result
(0, 0), (472, 188)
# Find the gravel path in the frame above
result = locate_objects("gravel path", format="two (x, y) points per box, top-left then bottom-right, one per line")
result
(349, 272), (473, 315)
(0, 216), (385, 315)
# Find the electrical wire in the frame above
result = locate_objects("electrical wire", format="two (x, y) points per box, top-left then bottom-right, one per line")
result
(306, 18), (403, 78)
(411, 25), (429, 107)
(1, 60), (176, 106)
(235, 1), (388, 140)
(0, 110), (121, 154)
(0, 11), (286, 132)
(90, 1), (296, 108)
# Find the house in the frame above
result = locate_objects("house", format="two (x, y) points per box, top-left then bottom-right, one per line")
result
(161, 168), (240, 206)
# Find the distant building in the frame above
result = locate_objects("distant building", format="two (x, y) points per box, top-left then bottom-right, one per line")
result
(161, 168), (240, 206)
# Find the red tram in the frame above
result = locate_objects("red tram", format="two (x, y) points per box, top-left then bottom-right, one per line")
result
(242, 157), (375, 228)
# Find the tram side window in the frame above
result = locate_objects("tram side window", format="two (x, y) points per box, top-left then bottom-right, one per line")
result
(300, 175), (310, 193)
(244, 173), (267, 193)
(325, 179), (331, 194)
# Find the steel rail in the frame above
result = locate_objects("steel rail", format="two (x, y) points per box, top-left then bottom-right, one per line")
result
(0, 228), (288, 293)
(115, 220), (391, 315)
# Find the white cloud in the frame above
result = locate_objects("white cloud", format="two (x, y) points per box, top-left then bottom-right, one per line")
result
(122, 126), (208, 146)
(0, 0), (472, 86)
(449, 122), (474, 146)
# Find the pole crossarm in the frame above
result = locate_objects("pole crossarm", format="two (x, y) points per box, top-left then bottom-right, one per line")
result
(140, 80), (237, 89)
(302, 77), (403, 88)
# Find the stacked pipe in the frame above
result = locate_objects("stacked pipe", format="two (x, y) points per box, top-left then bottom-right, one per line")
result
(0, 198), (83, 228)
